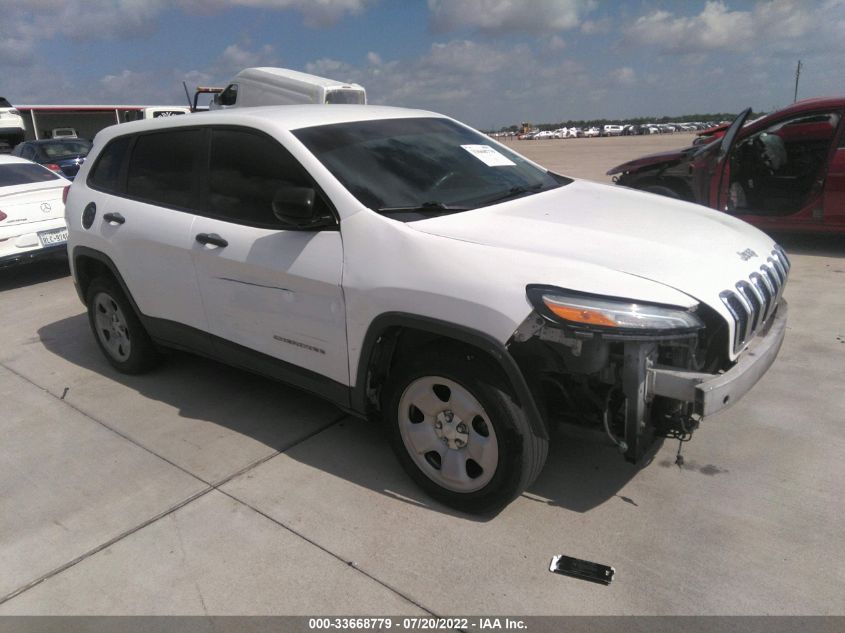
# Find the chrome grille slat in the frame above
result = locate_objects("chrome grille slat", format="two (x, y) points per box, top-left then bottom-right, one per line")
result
(720, 247), (789, 354)
(736, 280), (762, 336)
(762, 266), (780, 297)
(770, 256), (787, 283)
(750, 272), (774, 322)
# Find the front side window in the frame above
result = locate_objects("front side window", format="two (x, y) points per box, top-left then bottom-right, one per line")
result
(294, 117), (568, 219)
(127, 130), (202, 209)
(0, 163), (60, 187)
(207, 128), (331, 227)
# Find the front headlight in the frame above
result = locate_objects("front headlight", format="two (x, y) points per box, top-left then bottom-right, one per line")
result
(527, 285), (704, 334)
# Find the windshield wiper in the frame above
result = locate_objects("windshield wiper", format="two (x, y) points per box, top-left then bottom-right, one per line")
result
(477, 183), (546, 206)
(376, 201), (471, 215)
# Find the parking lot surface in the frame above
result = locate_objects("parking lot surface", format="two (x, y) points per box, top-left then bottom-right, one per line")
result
(1, 134), (843, 615)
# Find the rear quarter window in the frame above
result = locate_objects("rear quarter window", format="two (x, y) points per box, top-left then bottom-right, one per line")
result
(126, 129), (203, 210)
(89, 136), (131, 193)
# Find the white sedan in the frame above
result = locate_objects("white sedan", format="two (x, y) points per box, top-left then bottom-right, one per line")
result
(0, 155), (69, 268)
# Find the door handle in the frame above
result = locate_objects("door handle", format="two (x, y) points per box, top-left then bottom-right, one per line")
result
(195, 233), (228, 248)
(103, 212), (125, 225)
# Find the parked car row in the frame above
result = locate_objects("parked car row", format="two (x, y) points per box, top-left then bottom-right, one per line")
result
(509, 121), (720, 140)
(0, 132), (88, 267)
(11, 139), (92, 180)
(0, 155), (69, 268)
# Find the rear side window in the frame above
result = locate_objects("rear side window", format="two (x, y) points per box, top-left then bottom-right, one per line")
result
(0, 164), (60, 187)
(127, 130), (202, 210)
(89, 136), (131, 193)
(207, 128), (331, 226)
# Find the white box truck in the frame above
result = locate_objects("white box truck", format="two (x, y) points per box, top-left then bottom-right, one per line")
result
(209, 67), (366, 110)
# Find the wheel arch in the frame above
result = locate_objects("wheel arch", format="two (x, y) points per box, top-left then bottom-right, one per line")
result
(72, 246), (143, 317)
(618, 169), (694, 201)
(353, 312), (549, 440)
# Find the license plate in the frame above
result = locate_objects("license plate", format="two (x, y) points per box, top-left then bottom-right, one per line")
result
(38, 227), (69, 246)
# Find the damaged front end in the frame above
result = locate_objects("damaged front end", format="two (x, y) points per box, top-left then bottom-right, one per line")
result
(508, 285), (787, 463)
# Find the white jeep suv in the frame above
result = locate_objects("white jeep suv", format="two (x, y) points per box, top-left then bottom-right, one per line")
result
(66, 106), (788, 513)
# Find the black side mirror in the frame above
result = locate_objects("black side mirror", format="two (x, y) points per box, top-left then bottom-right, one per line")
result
(272, 186), (317, 226)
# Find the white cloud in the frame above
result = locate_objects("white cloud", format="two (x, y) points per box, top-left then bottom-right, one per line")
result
(625, 0), (826, 54)
(580, 17), (610, 35)
(299, 38), (594, 126)
(0, 0), (374, 67)
(611, 67), (636, 85)
(546, 35), (566, 51)
(183, 0), (375, 27)
(366, 51), (383, 65)
(428, 0), (593, 34)
(215, 43), (280, 75)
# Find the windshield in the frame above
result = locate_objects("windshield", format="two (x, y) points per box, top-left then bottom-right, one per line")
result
(0, 164), (61, 187)
(325, 90), (365, 105)
(294, 117), (569, 217)
(40, 140), (92, 159)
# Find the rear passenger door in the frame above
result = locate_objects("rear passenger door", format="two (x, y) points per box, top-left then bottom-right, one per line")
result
(87, 130), (209, 334)
(190, 127), (348, 386)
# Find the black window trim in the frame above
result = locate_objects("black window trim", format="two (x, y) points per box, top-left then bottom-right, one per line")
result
(199, 124), (339, 230)
(87, 124), (339, 231)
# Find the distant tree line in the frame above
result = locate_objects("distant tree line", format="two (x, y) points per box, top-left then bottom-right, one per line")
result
(491, 111), (766, 133)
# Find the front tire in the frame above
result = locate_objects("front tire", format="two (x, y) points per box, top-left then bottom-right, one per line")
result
(86, 276), (160, 374)
(383, 346), (548, 514)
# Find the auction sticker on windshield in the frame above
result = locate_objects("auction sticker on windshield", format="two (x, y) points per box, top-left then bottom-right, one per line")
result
(461, 144), (516, 167)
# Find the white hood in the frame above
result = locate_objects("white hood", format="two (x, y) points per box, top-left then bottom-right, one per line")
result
(409, 180), (778, 313)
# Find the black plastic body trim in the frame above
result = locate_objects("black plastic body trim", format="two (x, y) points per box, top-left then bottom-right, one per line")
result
(142, 316), (351, 409)
(0, 244), (67, 269)
(353, 312), (549, 440)
(71, 246), (138, 308)
(70, 246), (351, 409)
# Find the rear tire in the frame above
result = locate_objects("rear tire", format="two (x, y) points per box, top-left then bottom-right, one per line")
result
(86, 276), (160, 374)
(383, 346), (548, 514)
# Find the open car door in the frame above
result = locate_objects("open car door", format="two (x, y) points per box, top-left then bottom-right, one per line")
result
(712, 107), (752, 210)
(722, 110), (843, 231)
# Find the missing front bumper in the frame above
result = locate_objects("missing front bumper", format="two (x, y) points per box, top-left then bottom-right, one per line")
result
(649, 300), (788, 418)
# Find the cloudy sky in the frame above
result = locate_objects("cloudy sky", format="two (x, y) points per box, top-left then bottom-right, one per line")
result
(2, 0), (844, 129)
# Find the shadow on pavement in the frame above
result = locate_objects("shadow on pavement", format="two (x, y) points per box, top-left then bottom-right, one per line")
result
(38, 313), (642, 520)
(773, 232), (845, 258)
(0, 257), (69, 292)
